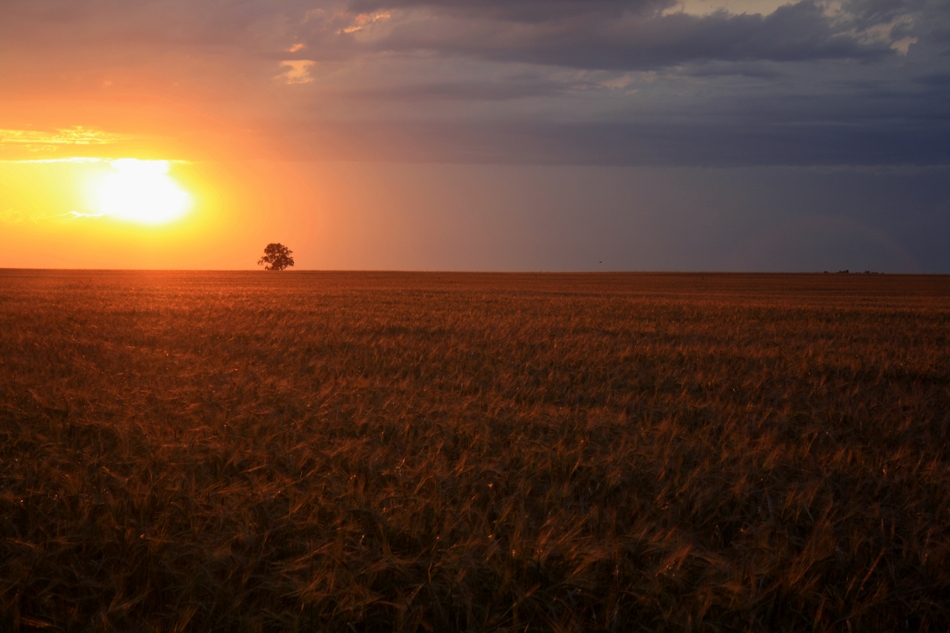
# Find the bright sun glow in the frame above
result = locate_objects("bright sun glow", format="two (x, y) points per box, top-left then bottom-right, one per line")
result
(93, 159), (192, 224)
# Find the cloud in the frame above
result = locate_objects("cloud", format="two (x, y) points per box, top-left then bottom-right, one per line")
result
(0, 128), (134, 152)
(61, 211), (105, 220)
(257, 115), (950, 166)
(340, 77), (576, 101)
(346, 0), (673, 22)
(2, 0), (921, 69)
(338, 11), (392, 33)
(337, 0), (918, 70)
(279, 60), (316, 84)
(1, 0), (948, 166)
(0, 208), (31, 225)
(0, 207), (105, 225)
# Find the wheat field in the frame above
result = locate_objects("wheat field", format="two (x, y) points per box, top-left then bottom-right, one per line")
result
(1, 270), (948, 631)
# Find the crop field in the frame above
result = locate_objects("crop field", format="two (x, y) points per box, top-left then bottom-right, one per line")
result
(1, 270), (949, 632)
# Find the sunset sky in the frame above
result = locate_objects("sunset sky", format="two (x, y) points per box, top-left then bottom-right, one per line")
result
(1, 0), (948, 272)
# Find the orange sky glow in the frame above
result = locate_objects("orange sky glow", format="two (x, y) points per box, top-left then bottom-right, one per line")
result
(1, 0), (948, 272)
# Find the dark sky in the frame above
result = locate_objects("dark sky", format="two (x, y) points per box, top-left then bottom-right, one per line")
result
(1, 0), (948, 271)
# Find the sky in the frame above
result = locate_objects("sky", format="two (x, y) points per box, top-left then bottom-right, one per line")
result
(1, 0), (948, 272)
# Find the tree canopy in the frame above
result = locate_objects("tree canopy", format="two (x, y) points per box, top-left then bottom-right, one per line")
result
(258, 243), (294, 271)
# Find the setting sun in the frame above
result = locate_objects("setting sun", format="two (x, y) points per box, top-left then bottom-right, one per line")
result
(91, 159), (192, 225)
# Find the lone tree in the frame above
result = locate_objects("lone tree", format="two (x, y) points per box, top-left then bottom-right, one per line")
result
(258, 243), (295, 271)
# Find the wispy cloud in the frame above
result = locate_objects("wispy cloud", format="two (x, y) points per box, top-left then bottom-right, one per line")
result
(278, 60), (316, 84)
(0, 128), (135, 153)
(0, 207), (104, 225)
(338, 11), (391, 34)
(0, 208), (35, 225)
(0, 157), (108, 164)
(61, 210), (105, 220)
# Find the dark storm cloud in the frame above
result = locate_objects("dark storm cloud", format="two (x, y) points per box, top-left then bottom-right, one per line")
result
(348, 1), (896, 70)
(342, 78), (572, 101)
(267, 117), (950, 166)
(348, 0), (672, 22)
(1, 0), (949, 166)
(0, 0), (313, 52)
(914, 70), (950, 86)
(0, 0), (932, 69)
(321, 0), (949, 166)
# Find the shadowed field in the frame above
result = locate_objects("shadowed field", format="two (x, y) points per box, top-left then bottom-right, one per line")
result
(1, 270), (949, 631)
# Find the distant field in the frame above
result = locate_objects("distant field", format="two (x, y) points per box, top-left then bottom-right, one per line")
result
(1, 270), (948, 632)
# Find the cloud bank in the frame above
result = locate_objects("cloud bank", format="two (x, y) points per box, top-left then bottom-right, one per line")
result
(0, 0), (947, 165)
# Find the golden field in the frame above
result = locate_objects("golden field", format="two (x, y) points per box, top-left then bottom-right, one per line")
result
(1, 270), (948, 632)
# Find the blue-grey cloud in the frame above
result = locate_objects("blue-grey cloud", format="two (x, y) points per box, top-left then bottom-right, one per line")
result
(261, 116), (950, 166)
(1, 0), (948, 167)
(340, 78), (574, 101)
(349, 2), (894, 70)
(347, 0), (673, 22)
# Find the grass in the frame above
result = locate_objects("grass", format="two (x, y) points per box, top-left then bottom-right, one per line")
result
(1, 270), (948, 632)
